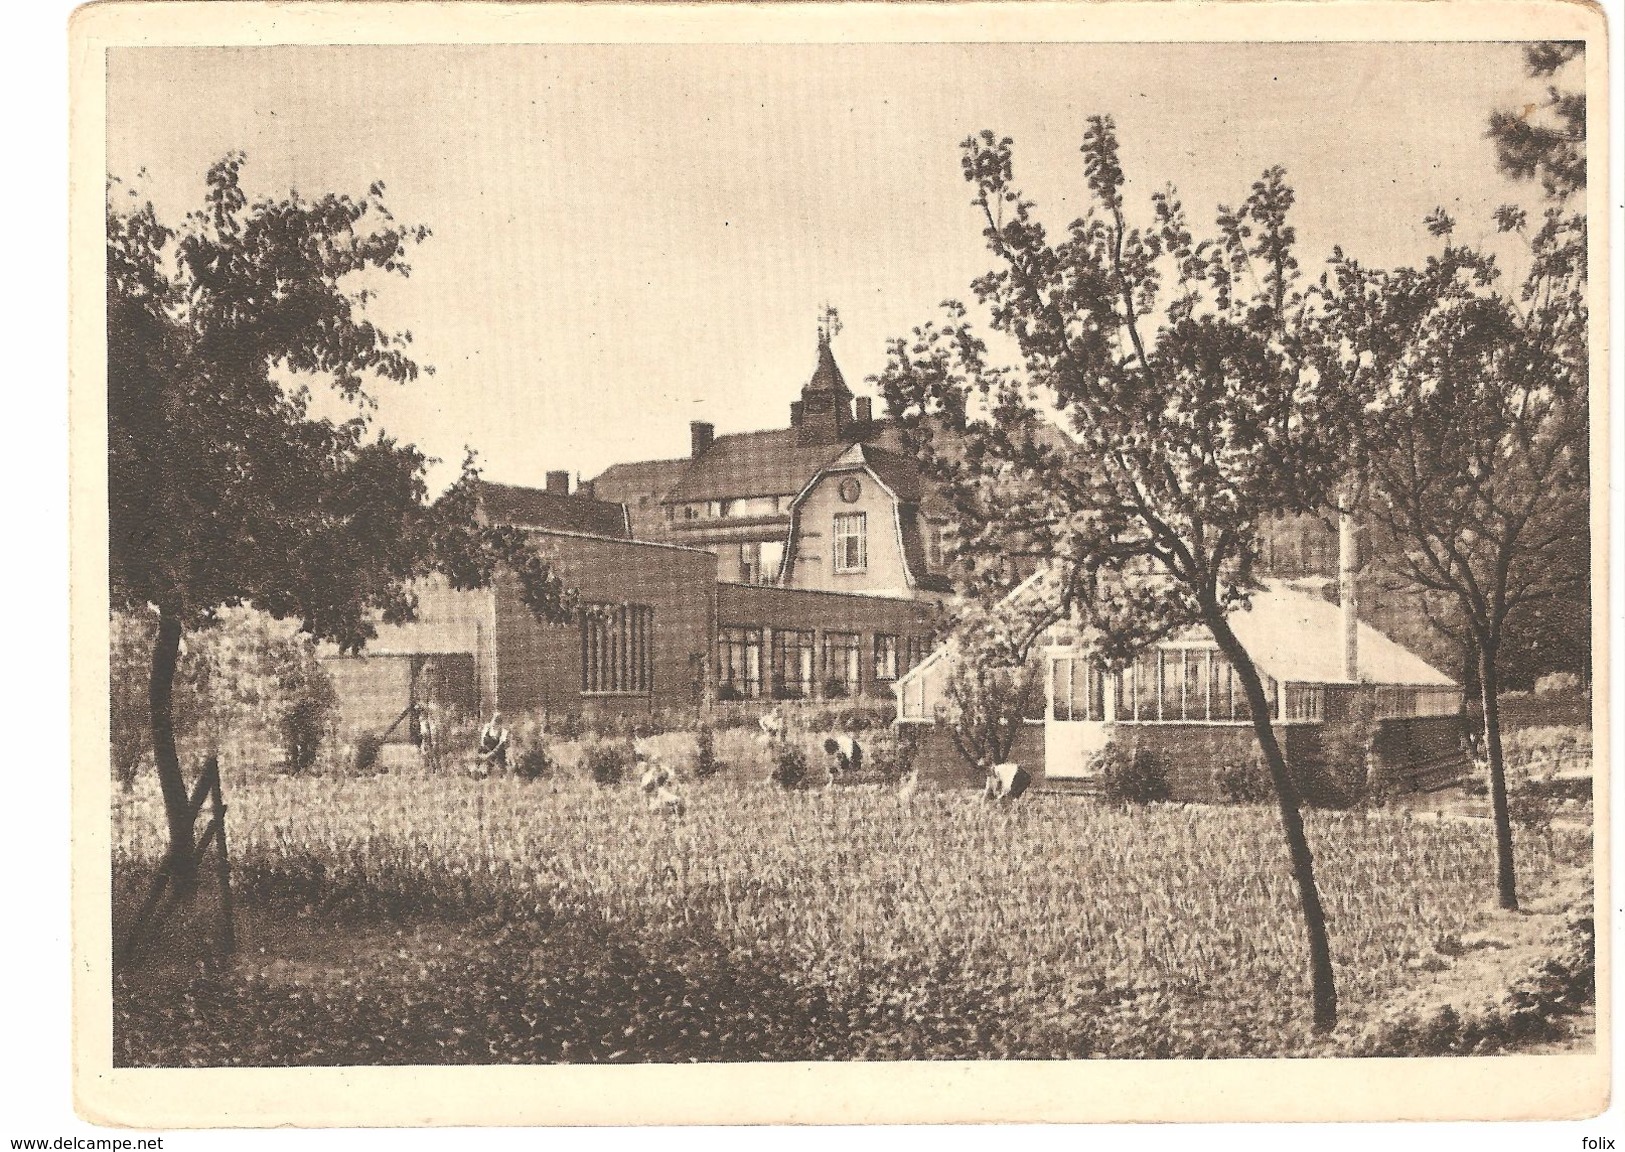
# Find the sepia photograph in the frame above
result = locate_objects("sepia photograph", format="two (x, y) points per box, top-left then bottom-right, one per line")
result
(65, 0), (1611, 1130)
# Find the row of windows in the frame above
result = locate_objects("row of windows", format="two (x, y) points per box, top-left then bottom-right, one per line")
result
(679, 510), (954, 581)
(666, 495), (791, 522)
(579, 608), (923, 701)
(1050, 649), (1278, 724)
(1050, 648), (1462, 724)
(717, 626), (918, 701)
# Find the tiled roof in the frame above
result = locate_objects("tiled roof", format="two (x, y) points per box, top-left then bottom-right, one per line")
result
(664, 428), (847, 504)
(590, 458), (690, 504)
(478, 481), (629, 539)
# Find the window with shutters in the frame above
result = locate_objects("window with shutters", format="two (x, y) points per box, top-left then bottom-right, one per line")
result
(580, 604), (654, 695)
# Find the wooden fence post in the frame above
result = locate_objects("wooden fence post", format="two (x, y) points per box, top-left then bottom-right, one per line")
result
(119, 755), (234, 970)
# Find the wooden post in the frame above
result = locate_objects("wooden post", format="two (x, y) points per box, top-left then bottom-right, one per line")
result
(209, 757), (235, 955)
(119, 756), (234, 970)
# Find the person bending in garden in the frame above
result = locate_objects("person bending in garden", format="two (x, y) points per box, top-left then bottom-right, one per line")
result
(823, 734), (862, 786)
(983, 759), (1031, 802)
(475, 712), (509, 776)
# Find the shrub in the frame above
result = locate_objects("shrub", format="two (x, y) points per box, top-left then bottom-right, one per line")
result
(350, 732), (384, 775)
(272, 638), (337, 774)
(1534, 671), (1582, 697)
(1100, 745), (1170, 805)
(513, 745), (554, 781)
(549, 710), (585, 741)
(940, 653), (1041, 770)
(868, 728), (919, 785)
(770, 744), (809, 790)
(584, 741), (629, 787)
(693, 724), (723, 779)
(1213, 757), (1273, 804)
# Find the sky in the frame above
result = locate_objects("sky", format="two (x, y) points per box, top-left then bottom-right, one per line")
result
(107, 42), (1558, 492)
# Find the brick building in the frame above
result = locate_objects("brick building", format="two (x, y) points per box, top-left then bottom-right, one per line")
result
(323, 345), (948, 737)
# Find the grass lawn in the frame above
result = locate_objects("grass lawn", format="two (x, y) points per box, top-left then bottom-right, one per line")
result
(111, 764), (1593, 1064)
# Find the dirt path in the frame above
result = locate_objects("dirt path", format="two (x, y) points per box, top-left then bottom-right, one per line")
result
(1342, 857), (1595, 1054)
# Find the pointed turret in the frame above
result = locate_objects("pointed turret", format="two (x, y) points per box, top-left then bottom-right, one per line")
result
(793, 327), (855, 445)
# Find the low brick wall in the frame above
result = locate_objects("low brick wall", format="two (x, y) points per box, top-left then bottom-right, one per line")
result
(1115, 725), (1288, 802)
(905, 717), (1468, 802)
(1372, 715), (1472, 791)
(908, 722), (1044, 790)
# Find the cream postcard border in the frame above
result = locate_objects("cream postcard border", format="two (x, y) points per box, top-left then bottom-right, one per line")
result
(68, 0), (1613, 1127)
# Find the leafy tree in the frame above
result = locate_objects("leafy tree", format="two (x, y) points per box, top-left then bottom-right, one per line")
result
(109, 155), (575, 889)
(931, 576), (1050, 773)
(938, 650), (1041, 773)
(877, 120), (1371, 1028)
(1325, 203), (1587, 911)
(1488, 42), (1585, 202)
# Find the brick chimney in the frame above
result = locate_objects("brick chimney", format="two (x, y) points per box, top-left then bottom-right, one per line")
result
(789, 401), (804, 428)
(545, 470), (570, 496)
(577, 479), (596, 499)
(690, 421), (715, 458)
(854, 396), (873, 425)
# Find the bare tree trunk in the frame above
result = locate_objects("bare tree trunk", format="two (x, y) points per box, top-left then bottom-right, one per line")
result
(1478, 642), (1518, 911)
(149, 608), (197, 893)
(1209, 610), (1338, 1029)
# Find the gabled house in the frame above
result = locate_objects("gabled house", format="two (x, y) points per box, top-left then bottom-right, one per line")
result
(591, 333), (954, 600)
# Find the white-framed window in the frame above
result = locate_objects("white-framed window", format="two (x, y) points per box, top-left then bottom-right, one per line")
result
(823, 632), (861, 697)
(717, 626), (762, 701)
(873, 634), (899, 682)
(1116, 647), (1274, 723)
(772, 630), (816, 700)
(834, 512), (867, 573)
(1050, 657), (1106, 722)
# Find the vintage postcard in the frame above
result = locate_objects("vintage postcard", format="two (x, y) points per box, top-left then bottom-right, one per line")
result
(69, 0), (1611, 1128)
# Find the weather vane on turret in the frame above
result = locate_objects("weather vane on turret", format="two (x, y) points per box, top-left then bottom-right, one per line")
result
(817, 303), (842, 346)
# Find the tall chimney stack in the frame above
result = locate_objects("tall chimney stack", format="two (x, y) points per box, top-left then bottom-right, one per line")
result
(855, 396), (873, 425)
(545, 470), (570, 496)
(690, 420), (715, 458)
(1339, 510), (1359, 681)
